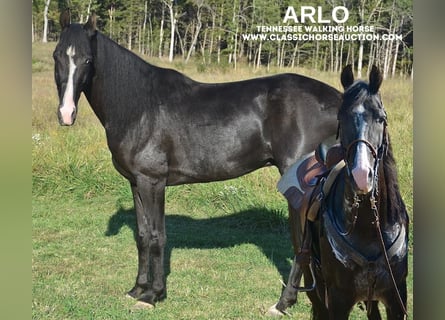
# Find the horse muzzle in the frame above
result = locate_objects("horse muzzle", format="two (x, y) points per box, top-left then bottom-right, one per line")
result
(351, 165), (373, 194)
(58, 104), (77, 126)
(349, 142), (375, 194)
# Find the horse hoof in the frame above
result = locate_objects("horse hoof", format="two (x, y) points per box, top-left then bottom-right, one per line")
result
(266, 304), (286, 317)
(132, 301), (155, 310)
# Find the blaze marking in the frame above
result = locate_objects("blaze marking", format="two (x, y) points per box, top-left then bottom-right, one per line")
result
(351, 104), (372, 193)
(60, 46), (77, 125)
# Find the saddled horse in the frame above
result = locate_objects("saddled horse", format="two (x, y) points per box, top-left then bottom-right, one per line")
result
(53, 11), (342, 307)
(271, 65), (409, 319)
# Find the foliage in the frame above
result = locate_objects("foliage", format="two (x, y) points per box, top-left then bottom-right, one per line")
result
(32, 0), (413, 75)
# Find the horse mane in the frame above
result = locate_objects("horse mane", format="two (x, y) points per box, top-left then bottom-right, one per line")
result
(93, 30), (196, 102)
(381, 139), (409, 226)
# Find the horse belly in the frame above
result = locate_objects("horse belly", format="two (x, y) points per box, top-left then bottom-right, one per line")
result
(166, 124), (271, 185)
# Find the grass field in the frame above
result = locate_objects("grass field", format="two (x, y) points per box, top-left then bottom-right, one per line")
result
(32, 42), (413, 319)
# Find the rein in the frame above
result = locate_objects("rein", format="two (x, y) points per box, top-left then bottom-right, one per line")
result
(370, 190), (408, 318)
(368, 142), (407, 317)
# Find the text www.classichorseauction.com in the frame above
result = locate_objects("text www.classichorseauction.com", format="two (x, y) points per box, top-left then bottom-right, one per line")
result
(242, 6), (403, 42)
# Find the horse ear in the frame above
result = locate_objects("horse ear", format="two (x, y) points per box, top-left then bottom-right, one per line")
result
(59, 9), (71, 30)
(84, 12), (97, 36)
(369, 65), (383, 94)
(340, 64), (354, 90)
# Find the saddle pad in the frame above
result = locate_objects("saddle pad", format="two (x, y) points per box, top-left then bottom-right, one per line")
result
(277, 152), (326, 222)
(277, 152), (345, 223)
(277, 151), (316, 195)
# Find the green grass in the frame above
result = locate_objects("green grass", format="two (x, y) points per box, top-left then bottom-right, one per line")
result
(32, 42), (413, 319)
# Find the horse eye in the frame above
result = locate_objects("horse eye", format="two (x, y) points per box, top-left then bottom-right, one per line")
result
(377, 116), (386, 124)
(85, 58), (92, 65)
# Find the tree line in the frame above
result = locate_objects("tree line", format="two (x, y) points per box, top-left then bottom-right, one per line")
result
(32, 0), (413, 78)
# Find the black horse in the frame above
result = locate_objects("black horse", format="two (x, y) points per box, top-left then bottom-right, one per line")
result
(272, 65), (409, 319)
(53, 11), (342, 307)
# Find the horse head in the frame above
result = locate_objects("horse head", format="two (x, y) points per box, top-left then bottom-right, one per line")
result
(338, 65), (388, 195)
(53, 10), (96, 126)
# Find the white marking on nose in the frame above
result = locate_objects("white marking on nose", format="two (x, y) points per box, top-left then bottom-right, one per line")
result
(60, 45), (77, 125)
(351, 104), (372, 193)
(351, 143), (372, 193)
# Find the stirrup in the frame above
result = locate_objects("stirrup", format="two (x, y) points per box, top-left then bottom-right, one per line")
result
(292, 258), (316, 292)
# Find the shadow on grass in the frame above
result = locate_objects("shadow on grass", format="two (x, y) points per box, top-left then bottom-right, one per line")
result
(105, 206), (293, 283)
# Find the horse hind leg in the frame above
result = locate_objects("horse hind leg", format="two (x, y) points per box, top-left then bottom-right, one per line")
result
(267, 257), (305, 316)
(269, 207), (313, 315)
(127, 177), (167, 308)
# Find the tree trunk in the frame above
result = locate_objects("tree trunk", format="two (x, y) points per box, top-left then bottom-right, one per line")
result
(108, 6), (115, 38)
(142, 1), (148, 55)
(256, 40), (262, 69)
(128, 24), (132, 50)
(209, 12), (216, 63)
(314, 41), (319, 70)
(338, 38), (344, 72)
(87, 0), (92, 16)
(391, 37), (400, 78)
(357, 41), (363, 78)
(330, 39), (334, 72)
(186, 5), (203, 63)
(81, 0), (92, 23)
(280, 41), (286, 68)
(42, 0), (51, 43)
(231, 0), (239, 70)
(148, 15), (153, 56)
(217, 4), (224, 64)
(383, 32), (392, 79)
(346, 43), (351, 66)
(201, 28), (207, 63)
(368, 40), (375, 71)
(32, 3), (35, 43)
(137, 25), (140, 53)
(391, 17), (403, 78)
(167, 0), (176, 62)
(233, 23), (238, 69)
(159, 3), (165, 58)
(175, 24), (186, 59)
(291, 42), (298, 68)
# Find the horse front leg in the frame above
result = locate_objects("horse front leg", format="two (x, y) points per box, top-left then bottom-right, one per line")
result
(384, 280), (407, 320)
(366, 301), (382, 320)
(327, 287), (354, 320)
(127, 176), (167, 307)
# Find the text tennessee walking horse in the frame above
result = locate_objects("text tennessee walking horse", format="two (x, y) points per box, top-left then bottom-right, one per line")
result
(53, 11), (341, 307)
(272, 65), (409, 319)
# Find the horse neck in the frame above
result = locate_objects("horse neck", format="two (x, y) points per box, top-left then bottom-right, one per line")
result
(83, 32), (155, 128)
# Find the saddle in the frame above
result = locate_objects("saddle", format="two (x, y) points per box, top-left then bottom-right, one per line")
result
(278, 143), (345, 230)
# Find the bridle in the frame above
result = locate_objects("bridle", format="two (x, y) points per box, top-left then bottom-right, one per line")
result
(340, 115), (389, 174)
(333, 119), (388, 236)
